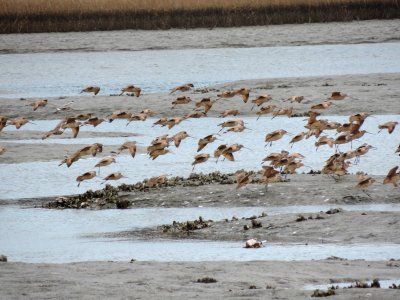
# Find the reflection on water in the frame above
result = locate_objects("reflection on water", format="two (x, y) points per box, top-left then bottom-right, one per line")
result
(1, 205), (400, 263)
(0, 43), (399, 98)
(0, 115), (399, 199)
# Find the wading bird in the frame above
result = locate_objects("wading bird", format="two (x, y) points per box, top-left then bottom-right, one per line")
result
(75, 113), (93, 120)
(265, 129), (288, 147)
(214, 144), (228, 162)
(84, 116), (105, 127)
(256, 105), (276, 120)
(217, 90), (236, 99)
(144, 175), (168, 188)
(172, 131), (190, 147)
(287, 96), (304, 103)
(171, 96), (192, 109)
(0, 115), (7, 132)
(94, 156), (116, 174)
(101, 172), (125, 184)
(81, 86), (100, 95)
(0, 146), (6, 155)
(76, 171), (96, 187)
(328, 91), (347, 100)
(28, 99), (48, 111)
(234, 88), (250, 103)
(271, 107), (293, 119)
(383, 166), (399, 187)
(219, 109), (239, 118)
(355, 173), (375, 197)
(152, 118), (168, 127)
(149, 148), (171, 160)
(8, 117), (34, 129)
(289, 132), (306, 148)
(218, 119), (244, 132)
(235, 171), (253, 189)
(120, 85), (141, 97)
(311, 101), (332, 110)
(108, 110), (132, 122)
(170, 83), (194, 94)
(378, 121), (398, 134)
(192, 153), (210, 171)
(116, 141), (137, 158)
(251, 95), (272, 110)
(166, 117), (184, 129)
(195, 97), (214, 113)
(197, 134), (218, 152)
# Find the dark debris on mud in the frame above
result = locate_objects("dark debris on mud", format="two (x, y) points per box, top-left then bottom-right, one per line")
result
(43, 171), (235, 209)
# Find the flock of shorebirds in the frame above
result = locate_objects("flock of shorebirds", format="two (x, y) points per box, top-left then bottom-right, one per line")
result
(0, 82), (399, 193)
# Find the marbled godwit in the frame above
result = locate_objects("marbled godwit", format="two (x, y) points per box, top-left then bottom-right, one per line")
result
(108, 110), (132, 122)
(76, 171), (96, 187)
(355, 174), (375, 197)
(349, 112), (370, 123)
(192, 153), (210, 171)
(171, 96), (192, 109)
(271, 107), (293, 119)
(217, 90), (236, 99)
(166, 117), (184, 129)
(75, 113), (93, 120)
(101, 172), (125, 184)
(149, 149), (170, 160)
(28, 99), (48, 111)
(120, 85), (141, 97)
(152, 118), (168, 127)
(94, 156), (116, 174)
(315, 136), (334, 151)
(0, 146), (6, 155)
(378, 121), (398, 134)
(172, 131), (190, 147)
(260, 166), (281, 190)
(265, 129), (288, 146)
(219, 144), (247, 162)
(84, 116), (105, 127)
(224, 124), (249, 133)
(234, 88), (250, 103)
(170, 83), (194, 94)
(185, 112), (207, 119)
(55, 101), (74, 113)
(283, 160), (304, 174)
(287, 96), (304, 103)
(147, 141), (169, 154)
(289, 132), (306, 148)
(140, 109), (156, 116)
(311, 101), (332, 110)
(328, 91), (347, 100)
(144, 175), (168, 188)
(213, 144), (228, 162)
(116, 141), (137, 158)
(81, 86), (100, 95)
(61, 118), (80, 138)
(218, 119), (244, 132)
(353, 144), (375, 164)
(219, 109), (239, 118)
(58, 153), (81, 168)
(235, 171), (253, 189)
(256, 105), (276, 120)
(0, 115), (8, 132)
(8, 117), (34, 129)
(251, 95), (272, 110)
(383, 166), (399, 187)
(76, 143), (103, 157)
(197, 134), (218, 152)
(195, 97), (214, 113)
(126, 113), (148, 125)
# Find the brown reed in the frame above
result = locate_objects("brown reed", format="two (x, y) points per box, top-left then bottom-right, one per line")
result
(0, 0), (398, 33)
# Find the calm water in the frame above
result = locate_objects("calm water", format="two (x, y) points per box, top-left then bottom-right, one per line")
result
(1, 115), (399, 200)
(1, 205), (400, 263)
(0, 43), (399, 98)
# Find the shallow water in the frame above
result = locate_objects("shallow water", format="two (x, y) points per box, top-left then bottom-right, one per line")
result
(0, 43), (399, 98)
(1, 205), (400, 263)
(0, 115), (399, 200)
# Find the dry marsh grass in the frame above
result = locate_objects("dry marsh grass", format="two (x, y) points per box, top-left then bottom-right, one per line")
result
(0, 0), (399, 33)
